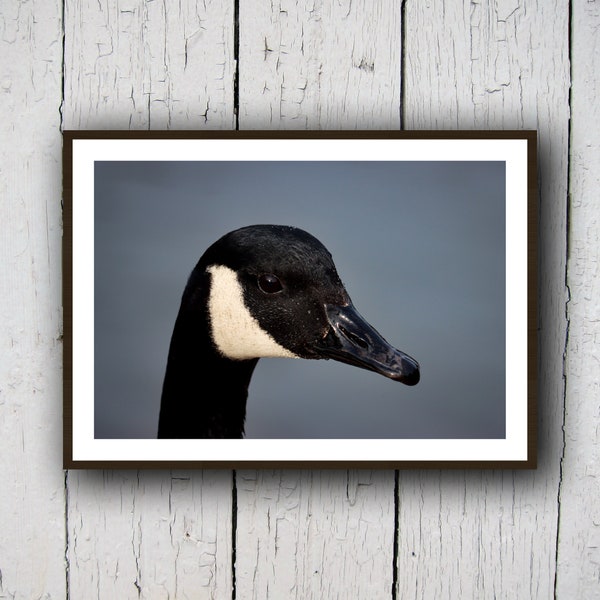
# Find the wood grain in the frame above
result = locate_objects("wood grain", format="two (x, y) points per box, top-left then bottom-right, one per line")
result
(67, 471), (233, 598)
(400, 0), (570, 596)
(0, 1), (66, 598)
(238, 0), (402, 129)
(63, 0), (236, 130)
(235, 470), (396, 599)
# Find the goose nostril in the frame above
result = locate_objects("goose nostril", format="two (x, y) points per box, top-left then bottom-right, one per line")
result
(339, 324), (368, 349)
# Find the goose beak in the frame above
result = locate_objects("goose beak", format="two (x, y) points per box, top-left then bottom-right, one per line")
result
(312, 303), (420, 386)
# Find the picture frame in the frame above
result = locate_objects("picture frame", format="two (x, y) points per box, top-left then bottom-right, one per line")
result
(63, 130), (537, 469)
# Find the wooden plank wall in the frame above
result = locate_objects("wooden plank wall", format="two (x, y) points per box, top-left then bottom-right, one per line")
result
(1, 1), (596, 597)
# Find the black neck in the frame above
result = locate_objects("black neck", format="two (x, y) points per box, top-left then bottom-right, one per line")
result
(157, 297), (258, 439)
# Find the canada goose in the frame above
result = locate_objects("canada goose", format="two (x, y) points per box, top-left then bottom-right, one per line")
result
(157, 224), (419, 439)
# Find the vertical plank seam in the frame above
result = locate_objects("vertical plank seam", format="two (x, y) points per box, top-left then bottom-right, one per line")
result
(395, 3), (406, 596)
(64, 471), (71, 600)
(400, 0), (407, 130)
(392, 470), (400, 600)
(234, 0), (240, 130)
(554, 2), (573, 596)
(232, 470), (238, 600)
(233, 0), (240, 593)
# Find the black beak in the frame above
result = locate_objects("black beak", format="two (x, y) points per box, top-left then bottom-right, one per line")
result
(312, 303), (420, 386)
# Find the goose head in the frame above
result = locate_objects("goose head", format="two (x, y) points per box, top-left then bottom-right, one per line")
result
(158, 224), (419, 438)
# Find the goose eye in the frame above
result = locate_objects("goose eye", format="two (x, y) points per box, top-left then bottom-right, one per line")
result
(258, 273), (283, 294)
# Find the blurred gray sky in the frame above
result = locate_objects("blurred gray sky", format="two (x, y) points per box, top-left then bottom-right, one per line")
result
(94, 159), (506, 439)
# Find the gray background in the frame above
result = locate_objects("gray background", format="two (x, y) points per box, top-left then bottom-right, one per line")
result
(94, 160), (505, 439)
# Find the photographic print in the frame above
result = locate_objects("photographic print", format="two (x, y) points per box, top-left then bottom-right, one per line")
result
(63, 131), (537, 468)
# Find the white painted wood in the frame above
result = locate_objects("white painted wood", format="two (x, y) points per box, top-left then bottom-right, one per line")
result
(67, 471), (233, 599)
(400, 1), (570, 597)
(238, 0), (402, 129)
(0, 1), (66, 598)
(557, 2), (600, 597)
(62, 1), (235, 597)
(235, 470), (396, 599)
(63, 0), (236, 130)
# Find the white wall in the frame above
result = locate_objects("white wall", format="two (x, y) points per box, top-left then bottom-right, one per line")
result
(1, 1), (596, 597)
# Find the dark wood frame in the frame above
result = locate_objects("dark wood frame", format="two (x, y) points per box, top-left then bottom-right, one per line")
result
(63, 130), (537, 469)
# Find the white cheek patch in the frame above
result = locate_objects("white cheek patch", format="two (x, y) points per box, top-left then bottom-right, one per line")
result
(206, 264), (299, 360)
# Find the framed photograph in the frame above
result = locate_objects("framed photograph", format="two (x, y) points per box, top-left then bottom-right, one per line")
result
(63, 130), (537, 468)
